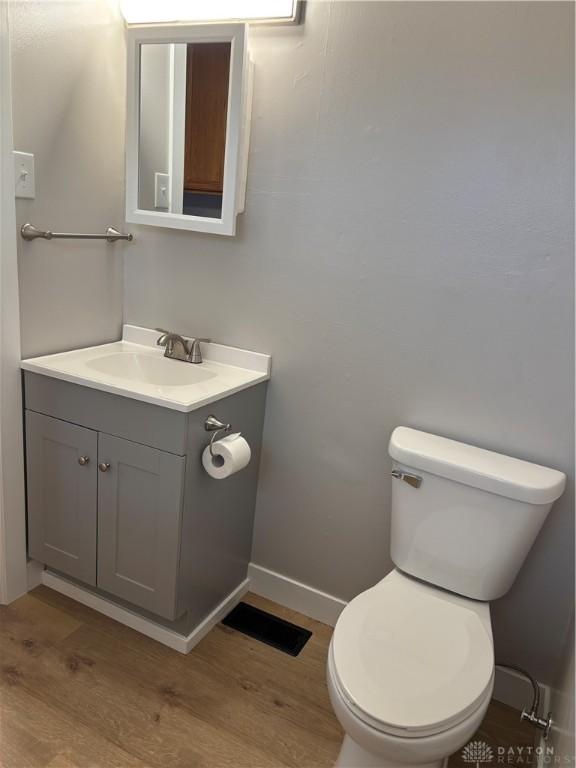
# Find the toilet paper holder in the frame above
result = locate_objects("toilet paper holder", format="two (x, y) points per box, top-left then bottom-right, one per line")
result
(205, 415), (232, 457)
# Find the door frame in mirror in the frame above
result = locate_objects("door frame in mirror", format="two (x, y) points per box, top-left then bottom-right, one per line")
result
(125, 23), (249, 236)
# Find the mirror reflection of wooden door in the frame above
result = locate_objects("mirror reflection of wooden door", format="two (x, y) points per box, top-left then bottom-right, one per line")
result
(184, 43), (231, 196)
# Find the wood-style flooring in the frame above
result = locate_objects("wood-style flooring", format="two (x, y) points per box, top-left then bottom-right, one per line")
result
(0, 587), (537, 768)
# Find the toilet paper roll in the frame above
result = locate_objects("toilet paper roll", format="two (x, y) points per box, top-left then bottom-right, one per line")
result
(202, 432), (251, 480)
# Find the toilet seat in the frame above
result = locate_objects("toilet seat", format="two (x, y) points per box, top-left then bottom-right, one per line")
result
(331, 570), (494, 739)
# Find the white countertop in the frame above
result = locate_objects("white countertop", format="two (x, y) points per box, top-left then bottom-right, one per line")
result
(21, 325), (271, 413)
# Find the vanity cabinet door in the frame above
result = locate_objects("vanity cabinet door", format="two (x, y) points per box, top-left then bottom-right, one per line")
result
(26, 411), (98, 585)
(96, 434), (185, 620)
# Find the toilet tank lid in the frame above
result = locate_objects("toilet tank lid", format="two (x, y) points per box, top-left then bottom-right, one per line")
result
(389, 427), (566, 505)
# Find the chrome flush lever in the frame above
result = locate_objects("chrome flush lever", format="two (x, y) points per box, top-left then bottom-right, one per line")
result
(391, 469), (422, 489)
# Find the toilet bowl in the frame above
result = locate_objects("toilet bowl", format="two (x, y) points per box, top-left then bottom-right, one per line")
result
(328, 570), (495, 768)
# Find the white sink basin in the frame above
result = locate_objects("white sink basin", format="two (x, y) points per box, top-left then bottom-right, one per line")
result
(86, 352), (217, 387)
(21, 325), (271, 412)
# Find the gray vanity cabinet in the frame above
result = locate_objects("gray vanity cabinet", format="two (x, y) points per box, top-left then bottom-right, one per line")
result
(26, 411), (98, 586)
(96, 434), (185, 618)
(24, 371), (267, 629)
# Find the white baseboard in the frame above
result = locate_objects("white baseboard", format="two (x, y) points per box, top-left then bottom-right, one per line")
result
(27, 559), (44, 591)
(493, 665), (550, 714)
(41, 571), (249, 654)
(247, 563), (347, 627)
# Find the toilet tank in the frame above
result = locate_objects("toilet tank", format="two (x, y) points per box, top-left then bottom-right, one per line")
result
(388, 427), (566, 601)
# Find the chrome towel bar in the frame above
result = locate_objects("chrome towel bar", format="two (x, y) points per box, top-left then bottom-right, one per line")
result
(21, 222), (133, 243)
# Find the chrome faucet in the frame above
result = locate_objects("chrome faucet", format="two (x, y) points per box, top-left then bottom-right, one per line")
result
(156, 329), (211, 364)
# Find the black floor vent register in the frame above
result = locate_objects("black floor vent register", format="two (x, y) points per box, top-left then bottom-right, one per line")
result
(222, 602), (312, 656)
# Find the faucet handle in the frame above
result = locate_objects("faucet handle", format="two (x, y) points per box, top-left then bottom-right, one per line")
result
(155, 328), (170, 346)
(156, 328), (187, 347)
(156, 328), (193, 342)
(188, 337), (211, 364)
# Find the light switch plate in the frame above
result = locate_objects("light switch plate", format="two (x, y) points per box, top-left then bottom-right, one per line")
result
(13, 151), (35, 199)
(154, 172), (170, 210)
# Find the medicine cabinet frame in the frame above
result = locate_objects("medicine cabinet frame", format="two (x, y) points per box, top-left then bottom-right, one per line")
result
(125, 23), (252, 236)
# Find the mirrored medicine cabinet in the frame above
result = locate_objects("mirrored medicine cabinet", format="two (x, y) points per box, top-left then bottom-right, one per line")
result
(125, 24), (252, 236)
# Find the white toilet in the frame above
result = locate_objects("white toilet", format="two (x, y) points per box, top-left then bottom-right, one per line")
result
(328, 426), (566, 768)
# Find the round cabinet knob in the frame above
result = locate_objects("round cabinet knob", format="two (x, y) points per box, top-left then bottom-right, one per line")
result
(78, 456), (90, 466)
(98, 462), (111, 473)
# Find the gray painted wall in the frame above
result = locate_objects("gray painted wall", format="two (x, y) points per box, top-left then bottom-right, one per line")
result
(124, 2), (574, 684)
(9, 0), (125, 358)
